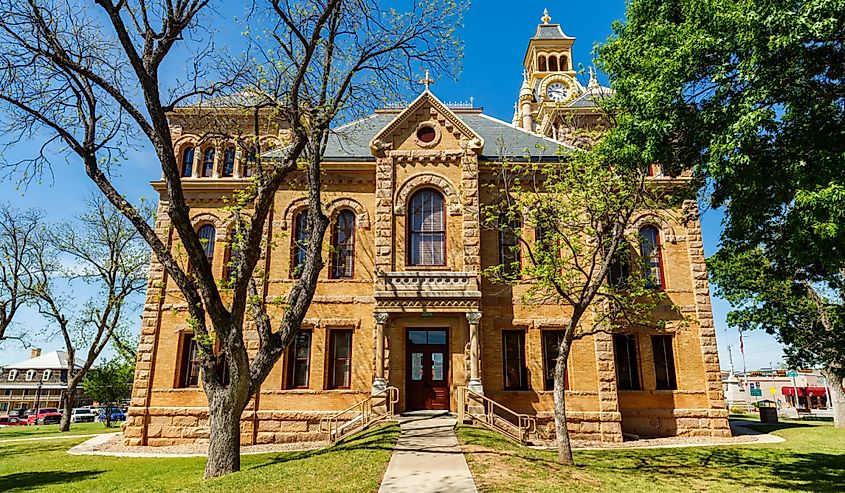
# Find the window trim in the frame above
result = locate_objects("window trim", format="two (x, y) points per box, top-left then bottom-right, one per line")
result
(651, 335), (678, 390)
(502, 330), (528, 391)
(7, 369), (17, 381)
(177, 332), (200, 389)
(329, 210), (356, 279)
(42, 370), (51, 381)
(613, 333), (642, 391)
(26, 369), (35, 381)
(639, 226), (665, 289)
(406, 188), (447, 267)
(291, 210), (309, 278)
(201, 147), (215, 177)
(327, 329), (353, 390)
(222, 147), (235, 177)
(541, 330), (570, 391)
(181, 146), (194, 178)
(197, 224), (216, 261)
(286, 330), (312, 389)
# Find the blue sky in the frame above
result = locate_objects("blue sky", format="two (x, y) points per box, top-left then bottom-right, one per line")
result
(0, 1), (785, 370)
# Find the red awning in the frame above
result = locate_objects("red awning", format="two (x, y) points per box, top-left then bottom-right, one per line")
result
(782, 386), (827, 397)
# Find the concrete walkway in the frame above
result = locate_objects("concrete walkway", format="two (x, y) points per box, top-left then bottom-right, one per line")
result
(378, 412), (477, 493)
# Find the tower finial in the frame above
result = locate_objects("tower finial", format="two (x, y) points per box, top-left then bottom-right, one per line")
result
(588, 66), (599, 89)
(542, 8), (551, 24)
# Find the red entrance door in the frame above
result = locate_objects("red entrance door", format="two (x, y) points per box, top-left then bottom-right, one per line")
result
(405, 329), (449, 410)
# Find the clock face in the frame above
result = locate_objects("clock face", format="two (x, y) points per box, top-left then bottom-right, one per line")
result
(546, 82), (568, 102)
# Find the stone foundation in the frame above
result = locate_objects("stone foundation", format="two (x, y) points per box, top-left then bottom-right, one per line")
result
(620, 408), (731, 438)
(534, 411), (623, 443)
(123, 407), (340, 447)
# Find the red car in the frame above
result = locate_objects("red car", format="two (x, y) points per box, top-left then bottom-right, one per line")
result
(28, 408), (62, 425)
(0, 416), (24, 427)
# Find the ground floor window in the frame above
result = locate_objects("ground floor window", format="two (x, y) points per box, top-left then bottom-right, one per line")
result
(651, 335), (677, 390)
(177, 333), (200, 388)
(613, 333), (641, 390)
(541, 331), (570, 391)
(287, 330), (312, 389)
(502, 330), (527, 390)
(328, 330), (353, 389)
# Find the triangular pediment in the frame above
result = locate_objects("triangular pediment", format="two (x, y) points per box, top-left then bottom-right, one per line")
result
(369, 91), (484, 157)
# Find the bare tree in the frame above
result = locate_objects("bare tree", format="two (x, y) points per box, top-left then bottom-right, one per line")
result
(25, 195), (149, 432)
(0, 205), (42, 345)
(0, 0), (464, 477)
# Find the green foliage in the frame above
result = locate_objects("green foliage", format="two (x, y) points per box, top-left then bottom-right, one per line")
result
(598, 0), (845, 373)
(81, 357), (135, 407)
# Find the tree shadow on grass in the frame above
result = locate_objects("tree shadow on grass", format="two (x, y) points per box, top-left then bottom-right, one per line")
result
(0, 470), (103, 492)
(583, 446), (845, 493)
(248, 424), (399, 470)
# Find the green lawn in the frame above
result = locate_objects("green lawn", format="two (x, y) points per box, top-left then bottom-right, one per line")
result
(0, 422), (120, 441)
(458, 420), (845, 493)
(0, 424), (398, 492)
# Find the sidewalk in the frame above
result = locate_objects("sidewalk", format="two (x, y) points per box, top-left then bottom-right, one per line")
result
(378, 412), (477, 493)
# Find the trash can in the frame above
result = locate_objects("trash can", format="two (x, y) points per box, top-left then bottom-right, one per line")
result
(758, 405), (778, 424)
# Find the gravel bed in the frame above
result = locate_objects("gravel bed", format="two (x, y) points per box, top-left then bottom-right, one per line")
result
(94, 434), (328, 456)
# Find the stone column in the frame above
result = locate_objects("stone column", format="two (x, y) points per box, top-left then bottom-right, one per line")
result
(466, 311), (483, 393)
(373, 311), (389, 394)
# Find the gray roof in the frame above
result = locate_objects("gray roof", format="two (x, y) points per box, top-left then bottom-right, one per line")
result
(181, 91), (276, 109)
(567, 86), (614, 109)
(4, 351), (85, 370)
(263, 112), (570, 162)
(533, 24), (574, 40)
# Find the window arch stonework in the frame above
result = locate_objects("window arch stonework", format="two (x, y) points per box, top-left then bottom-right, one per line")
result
(394, 173), (461, 216)
(328, 198), (370, 229)
(630, 214), (681, 243)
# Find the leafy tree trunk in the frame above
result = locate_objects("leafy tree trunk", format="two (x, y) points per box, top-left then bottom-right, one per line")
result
(822, 368), (845, 429)
(553, 331), (574, 465)
(60, 387), (76, 432)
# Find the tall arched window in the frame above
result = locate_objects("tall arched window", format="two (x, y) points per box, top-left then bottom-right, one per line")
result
(330, 210), (355, 279)
(538, 55), (547, 72)
(498, 213), (522, 279)
(560, 55), (568, 71)
(408, 189), (446, 266)
(202, 148), (215, 177)
(198, 224), (216, 260)
(548, 55), (559, 72)
(639, 226), (664, 289)
(292, 210), (309, 278)
(181, 147), (195, 177)
(222, 147), (235, 177)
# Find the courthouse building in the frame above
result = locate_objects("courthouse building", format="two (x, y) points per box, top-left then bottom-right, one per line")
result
(124, 11), (730, 446)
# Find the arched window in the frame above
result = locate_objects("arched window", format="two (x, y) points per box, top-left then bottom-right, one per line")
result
(26, 370), (35, 381)
(198, 224), (216, 260)
(408, 189), (446, 266)
(608, 243), (630, 287)
(538, 55), (547, 72)
(42, 370), (51, 381)
(244, 151), (256, 177)
(330, 210), (355, 279)
(498, 213), (522, 279)
(202, 148), (215, 177)
(639, 226), (664, 289)
(222, 147), (235, 177)
(292, 210), (309, 278)
(7, 369), (17, 381)
(548, 55), (559, 72)
(181, 146), (195, 177)
(560, 55), (568, 71)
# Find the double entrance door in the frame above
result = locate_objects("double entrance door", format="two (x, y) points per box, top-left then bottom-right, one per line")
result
(406, 329), (449, 410)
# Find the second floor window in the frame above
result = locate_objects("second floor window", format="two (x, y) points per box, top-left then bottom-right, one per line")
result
(330, 210), (355, 279)
(181, 147), (194, 177)
(639, 226), (664, 289)
(498, 213), (522, 279)
(222, 147), (235, 177)
(202, 148), (215, 177)
(292, 211), (309, 278)
(198, 225), (216, 261)
(408, 189), (446, 266)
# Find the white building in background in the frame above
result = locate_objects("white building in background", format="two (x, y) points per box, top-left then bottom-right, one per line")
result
(0, 348), (92, 414)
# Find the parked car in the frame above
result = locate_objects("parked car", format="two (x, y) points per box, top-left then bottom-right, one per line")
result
(0, 416), (23, 427)
(7, 410), (20, 418)
(107, 408), (126, 422)
(70, 408), (96, 423)
(29, 408), (62, 425)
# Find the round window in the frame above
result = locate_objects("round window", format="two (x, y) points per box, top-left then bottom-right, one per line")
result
(416, 125), (437, 143)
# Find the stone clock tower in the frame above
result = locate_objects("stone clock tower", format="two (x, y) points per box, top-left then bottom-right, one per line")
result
(514, 9), (610, 144)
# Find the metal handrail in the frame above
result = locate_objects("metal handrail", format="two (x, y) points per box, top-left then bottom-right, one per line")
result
(457, 386), (537, 444)
(319, 386), (399, 441)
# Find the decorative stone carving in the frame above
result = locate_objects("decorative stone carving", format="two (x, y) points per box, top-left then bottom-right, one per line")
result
(465, 311), (482, 324)
(393, 173), (462, 216)
(327, 198), (371, 229)
(375, 271), (481, 299)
